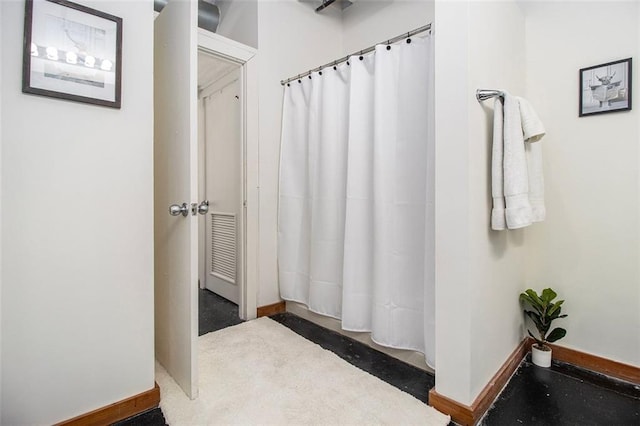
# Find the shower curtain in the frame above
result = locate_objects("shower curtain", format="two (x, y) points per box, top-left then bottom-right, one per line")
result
(278, 34), (435, 367)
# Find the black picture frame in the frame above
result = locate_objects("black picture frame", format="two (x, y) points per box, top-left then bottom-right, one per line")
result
(22, 0), (122, 108)
(579, 58), (632, 117)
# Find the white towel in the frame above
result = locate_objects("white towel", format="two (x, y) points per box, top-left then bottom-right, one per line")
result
(491, 92), (546, 230)
(503, 93), (533, 229)
(526, 142), (545, 222)
(518, 97), (546, 222)
(518, 97), (546, 142)
(491, 97), (507, 230)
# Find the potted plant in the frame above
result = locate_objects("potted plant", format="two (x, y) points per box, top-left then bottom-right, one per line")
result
(520, 288), (568, 367)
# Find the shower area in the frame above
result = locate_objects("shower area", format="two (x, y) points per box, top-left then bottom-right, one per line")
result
(277, 25), (435, 370)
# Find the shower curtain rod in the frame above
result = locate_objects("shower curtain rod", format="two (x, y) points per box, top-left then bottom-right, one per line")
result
(280, 23), (432, 86)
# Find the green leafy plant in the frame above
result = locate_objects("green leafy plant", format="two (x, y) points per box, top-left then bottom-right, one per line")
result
(520, 288), (567, 350)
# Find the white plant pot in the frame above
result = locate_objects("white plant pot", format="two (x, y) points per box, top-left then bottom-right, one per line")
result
(531, 345), (552, 367)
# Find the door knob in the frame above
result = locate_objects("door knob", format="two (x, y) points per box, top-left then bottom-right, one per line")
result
(169, 203), (189, 217)
(197, 200), (209, 215)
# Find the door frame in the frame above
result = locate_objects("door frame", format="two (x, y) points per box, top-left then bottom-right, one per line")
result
(197, 29), (258, 321)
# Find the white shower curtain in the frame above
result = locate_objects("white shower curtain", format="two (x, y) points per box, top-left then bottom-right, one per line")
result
(278, 34), (435, 367)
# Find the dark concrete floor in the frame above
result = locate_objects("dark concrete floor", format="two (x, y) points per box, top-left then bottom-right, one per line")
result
(198, 287), (243, 336)
(481, 356), (640, 425)
(113, 408), (166, 426)
(119, 309), (640, 426)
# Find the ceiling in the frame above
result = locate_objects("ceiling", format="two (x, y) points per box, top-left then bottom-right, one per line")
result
(198, 52), (239, 90)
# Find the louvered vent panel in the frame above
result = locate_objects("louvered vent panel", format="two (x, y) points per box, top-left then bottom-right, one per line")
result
(211, 213), (236, 284)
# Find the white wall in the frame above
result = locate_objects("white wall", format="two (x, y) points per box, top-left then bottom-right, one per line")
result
(433, 1), (472, 402)
(256, 0), (343, 306)
(216, 0), (258, 48)
(467, 0), (528, 401)
(435, 0), (640, 406)
(0, 1), (3, 416)
(342, 0), (434, 54)
(523, 1), (640, 367)
(0, 1), (155, 424)
(434, 0), (527, 405)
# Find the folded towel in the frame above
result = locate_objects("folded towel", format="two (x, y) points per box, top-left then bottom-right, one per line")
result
(518, 97), (546, 222)
(518, 97), (546, 143)
(491, 92), (546, 230)
(526, 142), (545, 222)
(491, 98), (507, 230)
(503, 93), (533, 229)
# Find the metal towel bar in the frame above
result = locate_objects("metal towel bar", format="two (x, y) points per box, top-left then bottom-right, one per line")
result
(476, 89), (504, 102)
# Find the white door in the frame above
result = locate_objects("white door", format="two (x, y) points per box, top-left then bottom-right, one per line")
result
(154, 0), (198, 399)
(203, 77), (242, 304)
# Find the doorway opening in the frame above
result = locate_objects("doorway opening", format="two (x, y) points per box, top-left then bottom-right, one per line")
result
(197, 50), (244, 334)
(194, 27), (259, 332)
